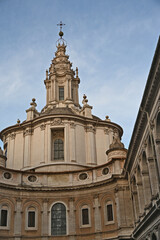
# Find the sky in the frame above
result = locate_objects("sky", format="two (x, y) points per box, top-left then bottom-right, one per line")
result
(0, 0), (160, 149)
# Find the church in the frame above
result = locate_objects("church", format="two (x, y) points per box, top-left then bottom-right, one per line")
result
(0, 24), (160, 240)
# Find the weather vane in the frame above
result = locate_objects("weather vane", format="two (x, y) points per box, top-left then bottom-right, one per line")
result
(57, 21), (65, 38)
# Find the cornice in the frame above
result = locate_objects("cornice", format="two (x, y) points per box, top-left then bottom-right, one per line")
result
(0, 112), (123, 139)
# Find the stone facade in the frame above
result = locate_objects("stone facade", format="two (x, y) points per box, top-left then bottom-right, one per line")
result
(124, 37), (160, 240)
(0, 32), (159, 240)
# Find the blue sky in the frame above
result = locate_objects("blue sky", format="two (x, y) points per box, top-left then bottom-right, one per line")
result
(0, 0), (160, 148)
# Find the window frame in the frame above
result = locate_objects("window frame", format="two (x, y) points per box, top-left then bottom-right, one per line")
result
(0, 204), (10, 230)
(50, 202), (67, 236)
(54, 138), (64, 161)
(59, 86), (64, 101)
(25, 206), (37, 231)
(105, 200), (114, 225)
(80, 205), (91, 228)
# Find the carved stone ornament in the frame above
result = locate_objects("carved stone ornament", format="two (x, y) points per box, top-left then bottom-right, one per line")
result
(109, 150), (126, 157)
(10, 133), (16, 140)
(3, 136), (6, 143)
(40, 123), (46, 131)
(58, 80), (65, 84)
(23, 128), (33, 136)
(109, 129), (124, 150)
(70, 123), (76, 129)
(69, 197), (75, 202)
(85, 126), (96, 133)
(150, 120), (154, 130)
(104, 128), (109, 135)
(51, 118), (62, 126)
(52, 130), (64, 138)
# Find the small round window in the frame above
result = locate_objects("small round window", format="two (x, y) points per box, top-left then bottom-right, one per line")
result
(102, 167), (109, 175)
(79, 172), (88, 180)
(3, 172), (12, 179)
(28, 175), (37, 182)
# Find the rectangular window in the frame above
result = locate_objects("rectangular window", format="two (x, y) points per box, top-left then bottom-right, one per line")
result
(82, 208), (89, 225)
(107, 204), (113, 221)
(59, 87), (64, 100)
(0, 209), (7, 227)
(71, 88), (73, 99)
(28, 211), (35, 227)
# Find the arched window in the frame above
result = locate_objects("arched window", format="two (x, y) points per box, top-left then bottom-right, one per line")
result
(54, 139), (64, 160)
(0, 205), (9, 228)
(51, 203), (66, 236)
(81, 205), (90, 227)
(106, 201), (114, 223)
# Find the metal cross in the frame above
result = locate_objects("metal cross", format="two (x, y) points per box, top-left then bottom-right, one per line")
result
(57, 21), (65, 32)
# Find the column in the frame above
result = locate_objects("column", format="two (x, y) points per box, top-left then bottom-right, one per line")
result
(23, 128), (32, 168)
(14, 198), (22, 237)
(70, 123), (76, 162)
(41, 199), (49, 236)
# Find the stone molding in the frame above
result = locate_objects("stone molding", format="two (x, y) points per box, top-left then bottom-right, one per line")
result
(23, 128), (33, 136)
(104, 128), (109, 135)
(70, 123), (76, 129)
(114, 185), (129, 193)
(40, 123), (46, 131)
(9, 133), (16, 140)
(51, 118), (62, 126)
(85, 126), (96, 133)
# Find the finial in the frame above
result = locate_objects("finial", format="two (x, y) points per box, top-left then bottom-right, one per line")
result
(46, 70), (48, 80)
(83, 94), (87, 99)
(76, 67), (78, 78)
(82, 94), (88, 105)
(30, 98), (37, 108)
(17, 119), (21, 124)
(57, 21), (65, 39)
(105, 115), (111, 122)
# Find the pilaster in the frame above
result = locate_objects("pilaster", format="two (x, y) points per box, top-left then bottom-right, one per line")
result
(14, 198), (22, 236)
(68, 198), (76, 235)
(70, 123), (76, 162)
(85, 126), (97, 165)
(93, 195), (101, 232)
(23, 128), (33, 168)
(41, 199), (49, 236)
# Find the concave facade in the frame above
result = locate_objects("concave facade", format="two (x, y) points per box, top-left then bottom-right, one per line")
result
(0, 31), (160, 240)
